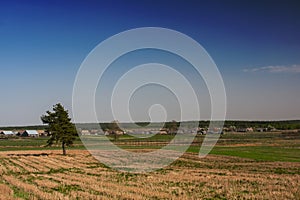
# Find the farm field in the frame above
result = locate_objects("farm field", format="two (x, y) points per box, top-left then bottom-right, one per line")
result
(0, 150), (300, 200)
(0, 131), (299, 199)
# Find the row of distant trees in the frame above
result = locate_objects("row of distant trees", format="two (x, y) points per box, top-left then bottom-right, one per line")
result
(221, 120), (300, 130)
(3, 120), (299, 132)
(77, 120), (300, 131)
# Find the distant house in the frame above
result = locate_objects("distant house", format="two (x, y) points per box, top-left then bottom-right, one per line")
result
(256, 128), (267, 132)
(103, 130), (125, 136)
(16, 130), (25, 136)
(21, 130), (39, 137)
(37, 130), (46, 136)
(12, 131), (19, 135)
(159, 129), (168, 135)
(237, 128), (247, 132)
(90, 129), (102, 135)
(246, 127), (254, 132)
(0, 131), (14, 136)
(114, 130), (124, 135)
(81, 130), (90, 135)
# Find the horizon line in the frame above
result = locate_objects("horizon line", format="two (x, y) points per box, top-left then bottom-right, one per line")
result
(1, 119), (300, 128)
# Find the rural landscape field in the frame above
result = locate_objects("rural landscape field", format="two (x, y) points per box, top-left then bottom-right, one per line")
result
(0, 131), (299, 199)
(1, 1), (300, 200)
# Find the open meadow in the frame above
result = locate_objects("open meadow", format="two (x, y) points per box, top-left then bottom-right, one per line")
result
(0, 131), (299, 199)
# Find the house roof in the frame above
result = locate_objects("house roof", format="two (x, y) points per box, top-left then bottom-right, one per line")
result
(1, 131), (14, 135)
(25, 130), (39, 135)
(18, 130), (25, 133)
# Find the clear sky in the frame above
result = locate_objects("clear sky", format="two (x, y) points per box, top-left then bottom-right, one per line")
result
(1, 0), (300, 126)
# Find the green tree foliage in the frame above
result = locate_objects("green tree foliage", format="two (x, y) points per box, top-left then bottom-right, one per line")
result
(100, 120), (121, 132)
(99, 120), (122, 141)
(108, 120), (122, 141)
(41, 103), (77, 155)
(166, 120), (179, 135)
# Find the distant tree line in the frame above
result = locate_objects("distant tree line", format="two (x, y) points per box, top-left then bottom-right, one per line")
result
(2, 120), (300, 132)
(222, 120), (300, 130)
(0, 125), (47, 131)
(78, 120), (300, 131)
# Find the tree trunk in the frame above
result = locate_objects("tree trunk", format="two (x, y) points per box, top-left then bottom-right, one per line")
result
(62, 141), (66, 155)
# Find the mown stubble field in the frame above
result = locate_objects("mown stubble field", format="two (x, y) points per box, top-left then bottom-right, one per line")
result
(0, 149), (299, 200)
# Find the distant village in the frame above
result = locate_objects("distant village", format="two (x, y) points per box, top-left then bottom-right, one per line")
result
(77, 125), (289, 136)
(1, 124), (299, 138)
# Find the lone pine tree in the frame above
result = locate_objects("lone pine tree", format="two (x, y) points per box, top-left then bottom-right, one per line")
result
(41, 103), (77, 155)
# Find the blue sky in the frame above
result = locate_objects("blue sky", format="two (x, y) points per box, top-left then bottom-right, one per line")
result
(0, 0), (300, 125)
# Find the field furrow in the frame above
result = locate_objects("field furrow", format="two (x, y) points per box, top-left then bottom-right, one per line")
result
(0, 149), (299, 200)
(3, 159), (23, 173)
(0, 183), (17, 200)
(19, 156), (51, 171)
(8, 158), (39, 173)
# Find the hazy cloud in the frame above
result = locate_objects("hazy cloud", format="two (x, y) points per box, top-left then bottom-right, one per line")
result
(243, 65), (300, 74)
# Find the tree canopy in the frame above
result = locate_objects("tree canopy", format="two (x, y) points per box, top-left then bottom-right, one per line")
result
(41, 103), (77, 155)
